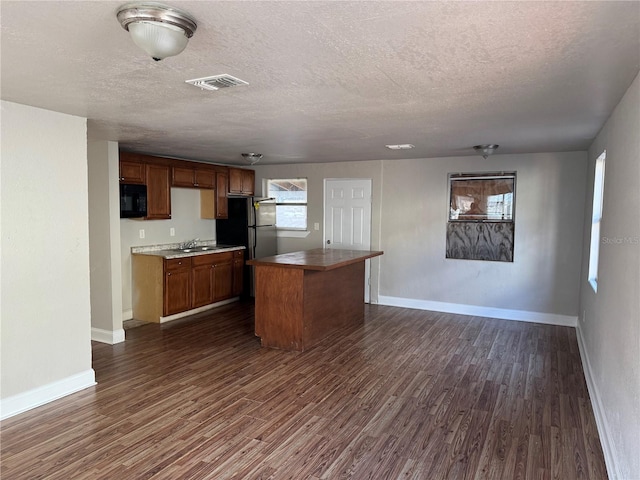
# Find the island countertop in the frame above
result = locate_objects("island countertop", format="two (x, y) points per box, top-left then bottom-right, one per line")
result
(247, 248), (383, 271)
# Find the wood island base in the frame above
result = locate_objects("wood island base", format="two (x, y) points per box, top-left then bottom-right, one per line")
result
(248, 249), (383, 352)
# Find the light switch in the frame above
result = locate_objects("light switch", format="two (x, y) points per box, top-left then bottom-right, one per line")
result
(314, 222), (320, 231)
(139, 229), (145, 239)
(170, 227), (175, 236)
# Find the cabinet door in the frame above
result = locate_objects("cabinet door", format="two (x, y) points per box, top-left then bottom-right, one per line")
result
(146, 164), (172, 220)
(172, 166), (195, 187)
(229, 168), (243, 194)
(164, 268), (191, 315)
(232, 256), (244, 296)
(242, 169), (255, 195)
(213, 258), (233, 301)
(216, 172), (229, 219)
(195, 169), (215, 189)
(120, 161), (146, 184)
(229, 168), (255, 195)
(192, 263), (214, 308)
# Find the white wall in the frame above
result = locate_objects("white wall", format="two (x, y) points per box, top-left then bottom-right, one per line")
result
(88, 140), (124, 343)
(380, 152), (587, 318)
(1, 101), (95, 417)
(578, 72), (640, 480)
(254, 152), (587, 320)
(120, 187), (216, 316)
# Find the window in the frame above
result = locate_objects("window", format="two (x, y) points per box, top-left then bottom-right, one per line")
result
(446, 172), (516, 262)
(448, 173), (515, 221)
(267, 178), (308, 230)
(588, 151), (606, 292)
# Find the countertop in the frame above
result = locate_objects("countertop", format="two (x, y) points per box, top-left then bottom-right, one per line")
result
(247, 248), (383, 271)
(132, 243), (245, 260)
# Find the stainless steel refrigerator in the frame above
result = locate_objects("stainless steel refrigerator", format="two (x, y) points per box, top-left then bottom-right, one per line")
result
(215, 197), (277, 296)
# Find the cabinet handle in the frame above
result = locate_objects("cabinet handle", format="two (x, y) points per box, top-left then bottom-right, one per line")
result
(167, 272), (171, 276)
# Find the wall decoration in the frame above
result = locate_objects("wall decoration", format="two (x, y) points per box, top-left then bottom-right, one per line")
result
(446, 172), (516, 262)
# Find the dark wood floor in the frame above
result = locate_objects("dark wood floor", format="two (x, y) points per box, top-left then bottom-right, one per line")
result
(1, 301), (607, 479)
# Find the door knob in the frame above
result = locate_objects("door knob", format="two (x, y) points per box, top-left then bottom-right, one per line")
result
(326, 240), (331, 245)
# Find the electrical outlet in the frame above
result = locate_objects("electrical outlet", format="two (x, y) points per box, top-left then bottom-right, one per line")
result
(314, 222), (320, 231)
(139, 229), (145, 239)
(170, 227), (175, 237)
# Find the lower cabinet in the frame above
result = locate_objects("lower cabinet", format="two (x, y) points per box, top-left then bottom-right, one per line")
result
(164, 258), (192, 315)
(232, 250), (244, 296)
(132, 250), (244, 323)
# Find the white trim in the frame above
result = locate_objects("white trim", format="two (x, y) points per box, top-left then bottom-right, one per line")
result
(576, 323), (619, 480)
(159, 297), (239, 323)
(377, 296), (577, 327)
(91, 327), (125, 344)
(122, 309), (133, 321)
(0, 369), (96, 420)
(276, 229), (310, 238)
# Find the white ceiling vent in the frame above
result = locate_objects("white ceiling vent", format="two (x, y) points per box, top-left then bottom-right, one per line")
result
(185, 74), (248, 91)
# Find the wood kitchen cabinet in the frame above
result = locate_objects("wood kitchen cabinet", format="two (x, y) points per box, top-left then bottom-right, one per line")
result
(229, 168), (255, 196)
(172, 166), (215, 189)
(213, 253), (233, 301)
(146, 164), (172, 220)
(164, 258), (192, 315)
(191, 255), (215, 308)
(119, 160), (146, 184)
(132, 250), (243, 323)
(232, 250), (244, 296)
(216, 171), (229, 219)
(200, 171), (228, 220)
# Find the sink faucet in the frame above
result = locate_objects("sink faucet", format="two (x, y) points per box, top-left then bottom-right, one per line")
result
(179, 238), (199, 249)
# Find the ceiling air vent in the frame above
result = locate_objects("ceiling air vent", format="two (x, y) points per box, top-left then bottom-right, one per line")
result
(185, 74), (248, 91)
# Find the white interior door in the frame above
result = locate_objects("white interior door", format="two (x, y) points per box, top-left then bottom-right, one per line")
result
(324, 179), (373, 302)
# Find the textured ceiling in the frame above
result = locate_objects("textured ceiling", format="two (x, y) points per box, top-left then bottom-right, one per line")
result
(2, 1), (639, 166)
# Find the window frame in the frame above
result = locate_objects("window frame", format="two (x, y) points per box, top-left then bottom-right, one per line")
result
(266, 178), (309, 232)
(588, 150), (606, 292)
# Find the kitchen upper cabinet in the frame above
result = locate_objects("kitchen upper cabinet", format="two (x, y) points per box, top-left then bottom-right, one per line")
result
(200, 170), (228, 220)
(164, 258), (192, 316)
(172, 166), (215, 189)
(216, 171), (229, 219)
(229, 168), (255, 196)
(146, 164), (171, 220)
(119, 160), (146, 184)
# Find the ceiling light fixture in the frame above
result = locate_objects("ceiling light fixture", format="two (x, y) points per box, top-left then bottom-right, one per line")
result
(385, 144), (415, 150)
(117, 2), (197, 61)
(242, 153), (263, 165)
(473, 144), (499, 159)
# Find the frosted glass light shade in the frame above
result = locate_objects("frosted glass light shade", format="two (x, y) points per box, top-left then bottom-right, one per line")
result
(117, 3), (197, 61)
(128, 21), (189, 60)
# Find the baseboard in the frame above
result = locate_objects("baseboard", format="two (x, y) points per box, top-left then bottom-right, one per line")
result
(576, 323), (620, 480)
(377, 296), (578, 327)
(91, 327), (125, 344)
(122, 309), (133, 321)
(0, 369), (96, 420)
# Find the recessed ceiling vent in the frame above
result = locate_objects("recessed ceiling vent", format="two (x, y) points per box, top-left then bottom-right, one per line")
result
(185, 74), (248, 91)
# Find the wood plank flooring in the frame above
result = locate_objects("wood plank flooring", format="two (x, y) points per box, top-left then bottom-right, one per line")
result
(1, 301), (608, 479)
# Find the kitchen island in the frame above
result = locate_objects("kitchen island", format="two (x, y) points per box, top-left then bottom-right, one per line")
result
(247, 248), (383, 351)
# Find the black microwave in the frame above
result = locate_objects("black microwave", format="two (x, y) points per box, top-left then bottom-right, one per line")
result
(120, 184), (147, 218)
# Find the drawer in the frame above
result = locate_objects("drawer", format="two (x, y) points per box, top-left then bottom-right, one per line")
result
(192, 254), (216, 267)
(164, 257), (192, 271)
(213, 251), (234, 263)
